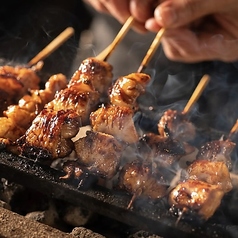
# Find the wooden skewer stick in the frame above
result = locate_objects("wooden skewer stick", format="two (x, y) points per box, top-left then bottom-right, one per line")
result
(137, 28), (165, 73)
(96, 16), (135, 61)
(182, 74), (210, 115)
(28, 27), (75, 66)
(228, 119), (238, 139)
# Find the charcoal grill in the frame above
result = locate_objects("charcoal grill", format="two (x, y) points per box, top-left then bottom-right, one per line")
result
(0, 150), (238, 238)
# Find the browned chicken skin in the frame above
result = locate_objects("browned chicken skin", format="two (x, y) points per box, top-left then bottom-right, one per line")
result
(169, 138), (235, 221)
(186, 160), (232, 193)
(16, 108), (81, 161)
(0, 65), (41, 114)
(196, 140), (236, 170)
(14, 58), (114, 161)
(169, 179), (224, 221)
(69, 57), (113, 97)
(90, 104), (139, 144)
(62, 130), (124, 180)
(109, 73), (150, 110)
(118, 159), (167, 208)
(158, 109), (196, 142)
(0, 74), (67, 142)
(138, 133), (186, 168)
(47, 82), (100, 126)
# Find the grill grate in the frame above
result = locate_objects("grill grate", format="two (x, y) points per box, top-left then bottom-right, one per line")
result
(0, 151), (237, 238)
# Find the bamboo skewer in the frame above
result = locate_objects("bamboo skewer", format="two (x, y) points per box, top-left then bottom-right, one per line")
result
(28, 27), (75, 66)
(182, 74), (210, 115)
(228, 119), (238, 139)
(96, 16), (134, 61)
(137, 28), (165, 73)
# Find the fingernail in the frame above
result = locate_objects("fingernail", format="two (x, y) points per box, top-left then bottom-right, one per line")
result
(155, 5), (177, 26)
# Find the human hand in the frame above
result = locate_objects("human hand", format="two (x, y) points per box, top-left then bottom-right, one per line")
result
(145, 0), (238, 62)
(83, 0), (158, 33)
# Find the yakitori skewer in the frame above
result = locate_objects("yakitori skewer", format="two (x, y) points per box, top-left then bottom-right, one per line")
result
(182, 74), (210, 115)
(28, 27), (75, 66)
(137, 28), (165, 73)
(96, 16), (134, 61)
(158, 74), (210, 142)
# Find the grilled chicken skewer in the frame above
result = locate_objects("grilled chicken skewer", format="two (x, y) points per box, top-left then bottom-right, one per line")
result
(169, 121), (236, 222)
(158, 75), (210, 142)
(0, 74), (67, 143)
(0, 26), (76, 116)
(90, 72), (151, 144)
(117, 159), (168, 209)
(0, 65), (41, 115)
(61, 72), (151, 185)
(61, 130), (124, 182)
(14, 57), (113, 161)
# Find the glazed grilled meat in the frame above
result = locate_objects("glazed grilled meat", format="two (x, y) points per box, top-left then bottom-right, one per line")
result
(46, 57), (114, 126)
(196, 140), (236, 170)
(109, 73), (150, 110)
(0, 74), (67, 142)
(47, 82), (100, 126)
(69, 57), (113, 97)
(169, 137), (235, 221)
(90, 104), (139, 144)
(62, 130), (124, 180)
(138, 133), (186, 168)
(16, 108), (81, 161)
(158, 109), (196, 142)
(0, 65), (41, 114)
(169, 179), (224, 221)
(13, 57), (114, 161)
(186, 160), (232, 193)
(118, 159), (167, 208)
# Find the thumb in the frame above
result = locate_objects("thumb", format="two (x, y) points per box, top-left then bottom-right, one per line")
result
(155, 0), (231, 28)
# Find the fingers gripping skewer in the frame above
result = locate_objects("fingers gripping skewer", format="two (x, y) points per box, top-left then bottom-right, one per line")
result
(182, 74), (211, 115)
(28, 27), (75, 66)
(137, 28), (165, 73)
(96, 16), (135, 61)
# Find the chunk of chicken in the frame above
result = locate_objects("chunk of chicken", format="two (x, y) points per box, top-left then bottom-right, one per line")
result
(62, 130), (123, 180)
(169, 179), (224, 220)
(196, 140), (236, 170)
(0, 65), (41, 114)
(118, 159), (167, 208)
(109, 73), (150, 110)
(0, 74), (67, 142)
(187, 160), (232, 193)
(47, 82), (100, 126)
(90, 105), (139, 144)
(69, 57), (113, 97)
(158, 109), (196, 142)
(16, 108), (81, 161)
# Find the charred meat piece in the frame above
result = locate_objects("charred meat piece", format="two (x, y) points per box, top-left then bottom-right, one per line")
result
(0, 74), (67, 142)
(90, 104), (139, 144)
(47, 82), (100, 126)
(16, 108), (81, 161)
(118, 159), (168, 208)
(0, 65), (41, 114)
(138, 133), (186, 168)
(109, 73), (150, 110)
(11, 58), (114, 161)
(169, 179), (224, 221)
(62, 130), (124, 180)
(158, 109), (196, 142)
(69, 57), (113, 97)
(196, 140), (236, 170)
(186, 160), (232, 193)
(46, 57), (114, 125)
